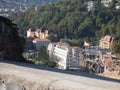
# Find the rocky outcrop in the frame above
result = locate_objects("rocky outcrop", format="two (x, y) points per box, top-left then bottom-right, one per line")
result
(0, 16), (25, 61)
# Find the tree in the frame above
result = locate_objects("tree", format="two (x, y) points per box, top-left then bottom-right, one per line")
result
(78, 18), (94, 38)
(110, 0), (116, 9)
(111, 42), (120, 57)
(35, 46), (57, 67)
(38, 46), (49, 61)
(12, 0), (120, 43)
(47, 34), (57, 42)
(69, 39), (83, 47)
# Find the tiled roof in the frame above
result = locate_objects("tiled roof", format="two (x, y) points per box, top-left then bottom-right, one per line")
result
(104, 57), (112, 65)
(45, 30), (48, 34)
(51, 42), (58, 45)
(68, 46), (80, 49)
(100, 35), (114, 42)
(51, 42), (67, 45)
(33, 38), (50, 42)
(28, 28), (36, 32)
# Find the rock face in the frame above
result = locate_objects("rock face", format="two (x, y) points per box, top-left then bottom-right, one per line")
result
(0, 16), (25, 61)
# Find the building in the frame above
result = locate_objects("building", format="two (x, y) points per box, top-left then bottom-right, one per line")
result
(99, 35), (114, 49)
(84, 41), (96, 47)
(84, 47), (102, 60)
(116, 3), (120, 9)
(48, 42), (83, 70)
(33, 38), (51, 50)
(27, 28), (36, 38)
(27, 28), (48, 39)
(87, 1), (95, 11)
(67, 46), (83, 69)
(101, 0), (112, 7)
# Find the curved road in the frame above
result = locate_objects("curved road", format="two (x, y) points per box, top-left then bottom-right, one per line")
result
(0, 61), (120, 90)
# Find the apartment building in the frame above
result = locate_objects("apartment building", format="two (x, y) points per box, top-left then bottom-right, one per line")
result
(48, 42), (83, 70)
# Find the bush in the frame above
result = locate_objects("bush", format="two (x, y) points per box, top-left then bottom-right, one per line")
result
(47, 61), (56, 67)
(35, 60), (56, 67)
(39, 60), (48, 66)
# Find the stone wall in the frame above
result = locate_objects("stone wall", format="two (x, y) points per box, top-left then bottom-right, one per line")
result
(0, 16), (25, 61)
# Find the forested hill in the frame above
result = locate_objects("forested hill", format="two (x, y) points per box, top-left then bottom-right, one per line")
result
(12, 0), (120, 41)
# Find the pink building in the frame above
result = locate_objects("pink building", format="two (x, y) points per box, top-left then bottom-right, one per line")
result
(99, 35), (114, 49)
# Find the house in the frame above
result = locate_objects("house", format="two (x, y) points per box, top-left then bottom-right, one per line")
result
(48, 42), (83, 70)
(99, 35), (114, 49)
(27, 28), (36, 38)
(116, 3), (120, 9)
(27, 28), (49, 39)
(84, 41), (96, 47)
(33, 38), (51, 50)
(101, 0), (120, 9)
(103, 57), (112, 65)
(87, 1), (95, 11)
(101, 0), (112, 7)
(103, 56), (113, 71)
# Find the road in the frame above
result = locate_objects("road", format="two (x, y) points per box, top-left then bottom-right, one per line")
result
(0, 60), (120, 90)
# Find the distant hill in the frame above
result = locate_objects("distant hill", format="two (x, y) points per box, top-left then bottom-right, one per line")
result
(0, 0), (59, 8)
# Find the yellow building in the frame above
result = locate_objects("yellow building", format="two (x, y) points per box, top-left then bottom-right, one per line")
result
(27, 28), (48, 39)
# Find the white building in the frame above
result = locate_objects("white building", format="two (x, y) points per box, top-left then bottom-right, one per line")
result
(47, 42), (69, 60)
(101, 0), (112, 7)
(48, 42), (83, 70)
(33, 38), (51, 50)
(87, 1), (95, 11)
(116, 3), (120, 9)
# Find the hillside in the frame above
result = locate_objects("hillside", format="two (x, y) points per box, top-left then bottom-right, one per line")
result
(12, 0), (120, 42)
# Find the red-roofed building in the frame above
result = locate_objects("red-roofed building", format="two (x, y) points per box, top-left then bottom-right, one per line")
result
(103, 57), (112, 65)
(33, 38), (51, 50)
(68, 46), (80, 49)
(99, 35), (114, 49)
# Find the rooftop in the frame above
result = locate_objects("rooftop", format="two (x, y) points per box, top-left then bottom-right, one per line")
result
(33, 38), (50, 42)
(104, 57), (112, 65)
(100, 35), (114, 42)
(68, 46), (80, 49)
